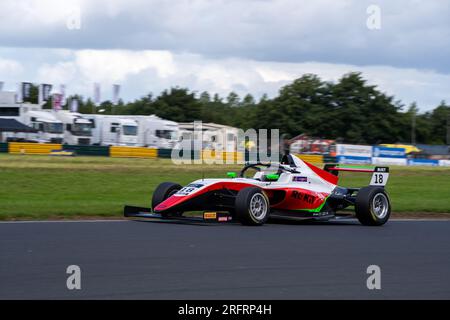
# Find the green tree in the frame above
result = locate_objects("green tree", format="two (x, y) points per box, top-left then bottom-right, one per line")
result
(329, 72), (404, 144)
(265, 74), (330, 137)
(241, 94), (255, 107)
(152, 87), (202, 122)
(226, 92), (240, 107)
(424, 101), (449, 144)
(63, 73), (449, 146)
(122, 94), (154, 115)
(199, 91), (211, 103)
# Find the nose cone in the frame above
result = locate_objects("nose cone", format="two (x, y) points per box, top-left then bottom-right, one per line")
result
(154, 195), (186, 212)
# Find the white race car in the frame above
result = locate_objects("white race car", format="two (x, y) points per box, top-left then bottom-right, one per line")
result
(125, 154), (391, 226)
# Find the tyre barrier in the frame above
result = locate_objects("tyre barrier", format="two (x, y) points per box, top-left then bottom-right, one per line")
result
(64, 144), (109, 156)
(158, 148), (173, 159)
(8, 142), (62, 155)
(110, 146), (158, 158)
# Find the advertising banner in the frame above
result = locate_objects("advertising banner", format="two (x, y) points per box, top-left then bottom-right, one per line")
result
(372, 157), (407, 166)
(18, 82), (33, 103)
(112, 84), (120, 105)
(336, 144), (372, 157)
(60, 84), (66, 106)
(438, 160), (450, 167)
(52, 93), (63, 111)
(38, 83), (53, 105)
(337, 155), (372, 164)
(336, 144), (372, 164)
(373, 146), (406, 158)
(407, 159), (439, 166)
(70, 98), (79, 113)
(94, 83), (101, 106)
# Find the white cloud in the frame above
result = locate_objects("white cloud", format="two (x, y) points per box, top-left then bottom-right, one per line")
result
(0, 1), (449, 111)
(37, 61), (77, 84)
(0, 58), (23, 75)
(0, 0), (450, 110)
(0, 48), (445, 111)
(0, 0), (82, 29)
(0, 1), (449, 72)
(74, 50), (176, 82)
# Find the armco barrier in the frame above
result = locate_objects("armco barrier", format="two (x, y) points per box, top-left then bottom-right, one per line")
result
(295, 154), (324, 164)
(110, 146), (157, 158)
(0, 142), (8, 153)
(8, 142), (62, 155)
(64, 144), (109, 156)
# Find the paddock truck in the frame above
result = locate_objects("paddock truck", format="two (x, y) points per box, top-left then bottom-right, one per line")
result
(124, 154), (391, 226)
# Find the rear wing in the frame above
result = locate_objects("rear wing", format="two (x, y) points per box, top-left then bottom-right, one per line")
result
(324, 165), (389, 187)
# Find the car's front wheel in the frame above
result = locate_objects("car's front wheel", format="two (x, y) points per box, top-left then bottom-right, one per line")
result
(152, 182), (182, 215)
(235, 187), (270, 226)
(355, 186), (391, 226)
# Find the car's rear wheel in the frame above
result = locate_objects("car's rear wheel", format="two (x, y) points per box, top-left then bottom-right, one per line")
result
(355, 186), (391, 226)
(152, 182), (182, 215)
(235, 187), (270, 226)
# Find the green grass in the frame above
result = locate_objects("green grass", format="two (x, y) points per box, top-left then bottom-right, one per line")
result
(0, 154), (449, 220)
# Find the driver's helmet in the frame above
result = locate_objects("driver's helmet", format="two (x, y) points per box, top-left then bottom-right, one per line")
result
(252, 165), (281, 181)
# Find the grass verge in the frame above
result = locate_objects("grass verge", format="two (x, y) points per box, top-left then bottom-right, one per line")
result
(0, 154), (449, 220)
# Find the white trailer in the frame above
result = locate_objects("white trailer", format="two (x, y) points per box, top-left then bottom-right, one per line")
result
(50, 110), (93, 145)
(0, 91), (64, 143)
(120, 115), (179, 148)
(84, 114), (138, 146)
(178, 122), (239, 151)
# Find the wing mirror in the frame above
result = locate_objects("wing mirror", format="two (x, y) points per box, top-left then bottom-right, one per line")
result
(227, 172), (237, 178)
(265, 174), (279, 181)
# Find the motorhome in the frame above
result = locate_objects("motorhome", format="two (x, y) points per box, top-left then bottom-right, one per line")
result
(121, 115), (179, 148)
(50, 110), (93, 145)
(84, 114), (138, 146)
(0, 91), (64, 143)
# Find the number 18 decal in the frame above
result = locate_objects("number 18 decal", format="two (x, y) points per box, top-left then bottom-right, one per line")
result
(370, 167), (389, 186)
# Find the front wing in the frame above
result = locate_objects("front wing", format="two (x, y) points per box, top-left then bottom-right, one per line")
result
(124, 205), (234, 225)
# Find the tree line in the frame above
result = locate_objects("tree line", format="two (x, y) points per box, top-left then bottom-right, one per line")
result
(40, 72), (448, 145)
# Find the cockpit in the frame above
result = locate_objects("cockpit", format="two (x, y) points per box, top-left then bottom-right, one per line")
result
(237, 158), (299, 183)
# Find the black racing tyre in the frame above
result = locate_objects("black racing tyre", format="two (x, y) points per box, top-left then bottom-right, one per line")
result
(151, 182), (182, 212)
(355, 186), (391, 226)
(235, 187), (270, 226)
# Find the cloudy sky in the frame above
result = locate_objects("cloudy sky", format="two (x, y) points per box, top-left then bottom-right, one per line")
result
(0, 0), (449, 111)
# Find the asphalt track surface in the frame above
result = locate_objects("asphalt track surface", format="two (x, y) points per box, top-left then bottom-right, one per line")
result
(0, 219), (449, 299)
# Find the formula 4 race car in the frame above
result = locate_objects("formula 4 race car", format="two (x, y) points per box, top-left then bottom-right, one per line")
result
(124, 154), (391, 226)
